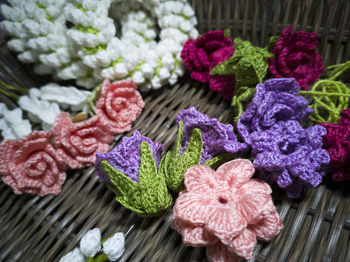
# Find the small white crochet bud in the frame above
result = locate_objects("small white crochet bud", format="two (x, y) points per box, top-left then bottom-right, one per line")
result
(151, 76), (161, 89)
(80, 228), (101, 257)
(189, 28), (199, 39)
(168, 73), (178, 86)
(59, 248), (85, 262)
(162, 54), (175, 71)
(158, 67), (170, 81)
(113, 63), (128, 78)
(7, 39), (25, 52)
(175, 64), (185, 77)
(101, 67), (114, 79)
(180, 20), (192, 32)
(132, 71), (145, 85)
(96, 50), (111, 67)
(140, 64), (154, 79)
(183, 4), (195, 17)
(18, 51), (37, 63)
(102, 232), (125, 262)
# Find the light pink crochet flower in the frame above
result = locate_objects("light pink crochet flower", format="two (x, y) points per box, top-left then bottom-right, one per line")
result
(0, 131), (67, 196)
(172, 159), (283, 261)
(96, 79), (145, 134)
(52, 112), (114, 169)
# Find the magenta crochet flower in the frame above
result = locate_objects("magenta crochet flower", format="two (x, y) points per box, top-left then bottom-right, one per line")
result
(320, 109), (350, 181)
(269, 27), (324, 90)
(181, 30), (235, 100)
(172, 159), (283, 261)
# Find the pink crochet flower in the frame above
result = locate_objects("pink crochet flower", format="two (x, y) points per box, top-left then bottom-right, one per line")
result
(181, 30), (235, 100)
(269, 27), (324, 90)
(320, 109), (350, 181)
(52, 112), (114, 169)
(96, 79), (145, 134)
(172, 159), (283, 261)
(0, 131), (66, 196)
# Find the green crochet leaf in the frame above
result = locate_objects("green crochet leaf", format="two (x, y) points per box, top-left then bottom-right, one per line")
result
(231, 86), (256, 123)
(267, 35), (280, 52)
(165, 126), (203, 192)
(211, 38), (273, 87)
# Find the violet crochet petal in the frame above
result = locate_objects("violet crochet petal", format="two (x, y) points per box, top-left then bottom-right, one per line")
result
(251, 120), (330, 198)
(95, 131), (163, 183)
(237, 78), (313, 145)
(176, 107), (247, 163)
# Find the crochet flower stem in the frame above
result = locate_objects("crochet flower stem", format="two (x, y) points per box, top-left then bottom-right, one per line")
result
(299, 60), (350, 123)
(86, 253), (108, 262)
(0, 80), (29, 101)
(101, 141), (172, 217)
(86, 84), (102, 115)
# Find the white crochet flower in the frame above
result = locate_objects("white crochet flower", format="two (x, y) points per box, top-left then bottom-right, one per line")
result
(59, 248), (85, 262)
(79, 228), (101, 257)
(0, 103), (32, 140)
(102, 232), (125, 262)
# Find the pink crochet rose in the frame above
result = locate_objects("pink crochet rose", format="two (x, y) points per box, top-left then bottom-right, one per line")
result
(181, 30), (235, 100)
(52, 112), (114, 169)
(96, 79), (145, 134)
(0, 131), (67, 196)
(269, 27), (324, 90)
(172, 159), (283, 261)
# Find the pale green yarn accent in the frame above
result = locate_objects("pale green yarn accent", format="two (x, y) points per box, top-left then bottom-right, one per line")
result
(231, 86), (256, 123)
(129, 61), (145, 77)
(163, 121), (203, 192)
(299, 80), (350, 123)
(204, 153), (235, 170)
(36, 3), (53, 22)
(83, 44), (107, 54)
(75, 3), (88, 13)
(101, 142), (172, 217)
(76, 24), (99, 34)
(109, 57), (124, 68)
(211, 38), (273, 87)
(267, 35), (279, 52)
(299, 61), (350, 123)
(86, 84), (102, 115)
(154, 58), (163, 77)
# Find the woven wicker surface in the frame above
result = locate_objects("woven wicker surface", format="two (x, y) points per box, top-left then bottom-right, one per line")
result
(0, 0), (350, 261)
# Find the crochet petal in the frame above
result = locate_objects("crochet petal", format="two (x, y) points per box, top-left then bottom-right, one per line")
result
(238, 193), (274, 224)
(227, 228), (257, 259)
(206, 241), (241, 262)
(216, 159), (255, 188)
(249, 210), (283, 241)
(237, 179), (272, 195)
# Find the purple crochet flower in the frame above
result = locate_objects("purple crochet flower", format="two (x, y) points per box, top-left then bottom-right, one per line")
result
(237, 78), (313, 145)
(176, 107), (247, 163)
(95, 131), (164, 183)
(251, 120), (330, 198)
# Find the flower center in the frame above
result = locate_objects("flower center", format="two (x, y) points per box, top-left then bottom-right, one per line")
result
(218, 197), (228, 204)
(279, 140), (297, 154)
(112, 97), (128, 111)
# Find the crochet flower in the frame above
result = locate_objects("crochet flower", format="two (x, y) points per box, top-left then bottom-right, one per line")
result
(269, 27), (324, 90)
(172, 159), (283, 261)
(52, 112), (114, 169)
(177, 107), (247, 162)
(0, 131), (66, 196)
(96, 79), (145, 134)
(320, 109), (350, 181)
(95, 131), (164, 183)
(181, 30), (235, 100)
(237, 78), (313, 145)
(251, 121), (330, 198)
(102, 232), (125, 261)
(79, 228), (101, 257)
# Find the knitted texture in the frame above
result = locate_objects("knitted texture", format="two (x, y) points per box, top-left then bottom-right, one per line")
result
(95, 79), (145, 134)
(164, 107), (247, 192)
(211, 38), (272, 87)
(0, 131), (67, 196)
(251, 121), (330, 198)
(181, 30), (235, 100)
(237, 78), (313, 145)
(52, 112), (114, 169)
(99, 141), (172, 217)
(299, 61), (350, 123)
(320, 109), (350, 181)
(171, 159), (283, 261)
(95, 131), (164, 183)
(269, 27), (324, 90)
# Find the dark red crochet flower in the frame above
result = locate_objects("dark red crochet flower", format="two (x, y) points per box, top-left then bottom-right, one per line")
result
(320, 109), (350, 181)
(269, 27), (324, 90)
(181, 30), (235, 100)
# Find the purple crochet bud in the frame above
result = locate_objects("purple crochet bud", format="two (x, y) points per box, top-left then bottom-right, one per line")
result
(237, 78), (313, 145)
(95, 131), (164, 183)
(251, 120), (330, 198)
(176, 107), (247, 163)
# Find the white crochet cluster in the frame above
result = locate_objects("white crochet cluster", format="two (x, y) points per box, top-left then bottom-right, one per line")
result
(18, 83), (91, 130)
(59, 228), (125, 262)
(1, 0), (198, 90)
(0, 103), (32, 140)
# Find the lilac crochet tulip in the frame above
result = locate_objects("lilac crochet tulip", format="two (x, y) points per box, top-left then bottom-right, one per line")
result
(237, 78), (313, 145)
(95, 131), (164, 183)
(176, 107), (247, 163)
(251, 120), (330, 198)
